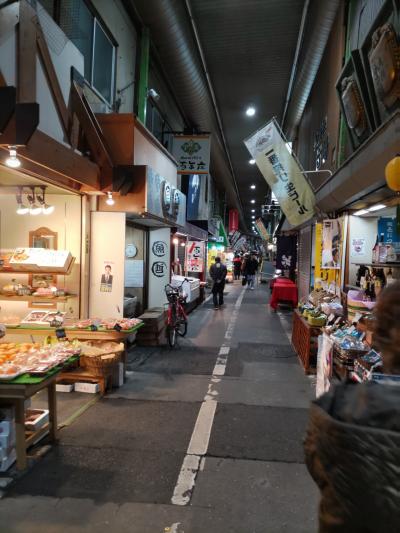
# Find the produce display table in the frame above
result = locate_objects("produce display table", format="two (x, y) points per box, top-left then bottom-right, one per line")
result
(0, 373), (58, 470)
(291, 310), (322, 374)
(270, 278), (298, 310)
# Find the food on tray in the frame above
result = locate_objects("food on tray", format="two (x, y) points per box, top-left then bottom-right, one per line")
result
(100, 317), (142, 330)
(1, 316), (21, 326)
(2, 279), (22, 295)
(32, 287), (57, 297)
(11, 248), (30, 262)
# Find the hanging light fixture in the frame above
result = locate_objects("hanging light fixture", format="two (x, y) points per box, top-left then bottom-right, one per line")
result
(27, 186), (42, 215)
(106, 191), (115, 206)
(15, 187), (29, 215)
(5, 146), (21, 169)
(36, 185), (54, 214)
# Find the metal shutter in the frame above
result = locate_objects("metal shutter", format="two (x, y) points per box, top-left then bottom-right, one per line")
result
(298, 226), (312, 302)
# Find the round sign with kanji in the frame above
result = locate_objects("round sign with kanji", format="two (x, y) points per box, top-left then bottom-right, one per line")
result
(152, 241), (167, 257)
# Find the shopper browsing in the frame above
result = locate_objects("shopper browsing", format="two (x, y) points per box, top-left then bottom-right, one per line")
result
(243, 253), (259, 290)
(304, 282), (400, 532)
(209, 256), (227, 310)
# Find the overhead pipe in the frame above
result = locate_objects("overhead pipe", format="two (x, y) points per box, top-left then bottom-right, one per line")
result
(282, 0), (341, 140)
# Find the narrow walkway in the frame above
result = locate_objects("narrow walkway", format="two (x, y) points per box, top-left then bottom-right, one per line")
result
(0, 282), (318, 533)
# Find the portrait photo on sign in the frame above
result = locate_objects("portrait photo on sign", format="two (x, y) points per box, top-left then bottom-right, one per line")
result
(321, 219), (342, 269)
(100, 263), (113, 292)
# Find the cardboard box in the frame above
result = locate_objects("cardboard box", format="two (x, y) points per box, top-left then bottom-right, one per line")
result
(56, 383), (74, 393)
(74, 382), (100, 394)
(0, 449), (16, 472)
(25, 409), (49, 432)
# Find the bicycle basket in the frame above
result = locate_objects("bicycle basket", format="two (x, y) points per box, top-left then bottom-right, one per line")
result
(165, 286), (178, 303)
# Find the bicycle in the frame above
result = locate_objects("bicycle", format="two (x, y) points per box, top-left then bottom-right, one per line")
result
(165, 278), (189, 347)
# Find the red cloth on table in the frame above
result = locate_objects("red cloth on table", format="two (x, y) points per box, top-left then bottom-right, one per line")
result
(270, 278), (298, 310)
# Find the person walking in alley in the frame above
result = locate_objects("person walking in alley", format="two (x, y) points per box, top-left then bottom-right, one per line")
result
(243, 253), (259, 289)
(304, 282), (400, 533)
(209, 256), (227, 309)
(233, 254), (242, 281)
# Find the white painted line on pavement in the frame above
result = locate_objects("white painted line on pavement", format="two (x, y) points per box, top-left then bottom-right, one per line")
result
(171, 287), (246, 506)
(187, 400), (217, 455)
(171, 454), (201, 506)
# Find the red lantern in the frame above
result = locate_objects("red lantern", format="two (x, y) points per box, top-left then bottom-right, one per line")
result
(229, 209), (239, 233)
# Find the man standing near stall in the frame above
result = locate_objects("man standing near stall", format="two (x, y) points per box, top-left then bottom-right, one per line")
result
(209, 256), (227, 309)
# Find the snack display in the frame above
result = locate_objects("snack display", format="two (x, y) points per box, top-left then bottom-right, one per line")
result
(0, 341), (80, 380)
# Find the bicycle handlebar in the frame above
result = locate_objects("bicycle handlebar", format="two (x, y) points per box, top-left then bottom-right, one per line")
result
(165, 278), (190, 292)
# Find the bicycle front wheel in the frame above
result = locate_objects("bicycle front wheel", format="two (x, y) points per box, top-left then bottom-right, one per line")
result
(176, 319), (187, 337)
(166, 324), (177, 347)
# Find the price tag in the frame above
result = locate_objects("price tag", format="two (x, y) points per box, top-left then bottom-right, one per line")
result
(56, 328), (66, 339)
(113, 323), (122, 332)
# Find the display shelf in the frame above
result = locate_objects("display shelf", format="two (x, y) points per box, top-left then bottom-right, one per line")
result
(0, 294), (76, 303)
(352, 262), (400, 268)
(0, 256), (76, 275)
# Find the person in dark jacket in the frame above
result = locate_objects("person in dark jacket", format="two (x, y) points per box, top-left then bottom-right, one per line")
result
(209, 256), (227, 309)
(242, 254), (259, 289)
(233, 254), (242, 281)
(304, 282), (400, 533)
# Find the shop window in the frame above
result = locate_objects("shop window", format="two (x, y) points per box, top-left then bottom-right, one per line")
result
(59, 0), (115, 106)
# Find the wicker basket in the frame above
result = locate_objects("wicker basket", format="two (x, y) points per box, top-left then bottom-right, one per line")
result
(80, 352), (121, 377)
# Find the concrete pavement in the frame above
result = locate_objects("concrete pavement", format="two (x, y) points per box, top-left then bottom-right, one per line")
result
(0, 282), (319, 533)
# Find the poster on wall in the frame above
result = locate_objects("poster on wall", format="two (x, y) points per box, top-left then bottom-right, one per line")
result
(186, 241), (204, 273)
(244, 118), (315, 226)
(124, 260), (144, 288)
(172, 135), (211, 174)
(100, 262), (114, 293)
(314, 223), (339, 287)
(351, 237), (366, 256)
(321, 219), (343, 269)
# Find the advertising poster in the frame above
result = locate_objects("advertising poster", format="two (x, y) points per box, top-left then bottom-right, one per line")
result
(314, 223), (339, 287)
(321, 219), (343, 269)
(244, 119), (315, 226)
(186, 241), (204, 273)
(351, 237), (366, 256)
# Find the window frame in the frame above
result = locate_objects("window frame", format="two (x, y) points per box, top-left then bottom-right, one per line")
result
(51, 0), (118, 107)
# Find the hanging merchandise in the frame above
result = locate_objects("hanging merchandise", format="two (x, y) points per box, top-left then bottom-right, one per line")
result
(244, 118), (315, 226)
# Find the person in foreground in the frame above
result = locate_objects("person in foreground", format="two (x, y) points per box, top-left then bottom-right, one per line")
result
(209, 256), (227, 310)
(304, 282), (400, 533)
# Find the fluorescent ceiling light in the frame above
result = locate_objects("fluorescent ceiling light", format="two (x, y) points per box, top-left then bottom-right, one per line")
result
(246, 106), (256, 117)
(251, 215), (255, 219)
(251, 209), (255, 213)
(251, 199), (255, 204)
(353, 209), (369, 216)
(250, 184), (256, 189)
(368, 204), (386, 212)
(249, 159), (256, 165)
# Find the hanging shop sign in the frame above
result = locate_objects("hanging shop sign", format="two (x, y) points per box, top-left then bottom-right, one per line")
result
(378, 217), (399, 244)
(244, 119), (316, 226)
(321, 219), (343, 269)
(186, 241), (205, 273)
(172, 135), (211, 175)
(228, 209), (239, 234)
(146, 168), (186, 226)
(255, 218), (269, 241)
(276, 235), (297, 273)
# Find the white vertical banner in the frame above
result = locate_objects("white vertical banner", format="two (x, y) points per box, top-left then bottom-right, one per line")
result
(244, 119), (316, 226)
(148, 228), (171, 309)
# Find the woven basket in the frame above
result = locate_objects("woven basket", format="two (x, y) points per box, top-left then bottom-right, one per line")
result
(80, 352), (121, 377)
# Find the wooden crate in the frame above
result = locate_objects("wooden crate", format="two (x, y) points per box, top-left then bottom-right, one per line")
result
(291, 310), (322, 374)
